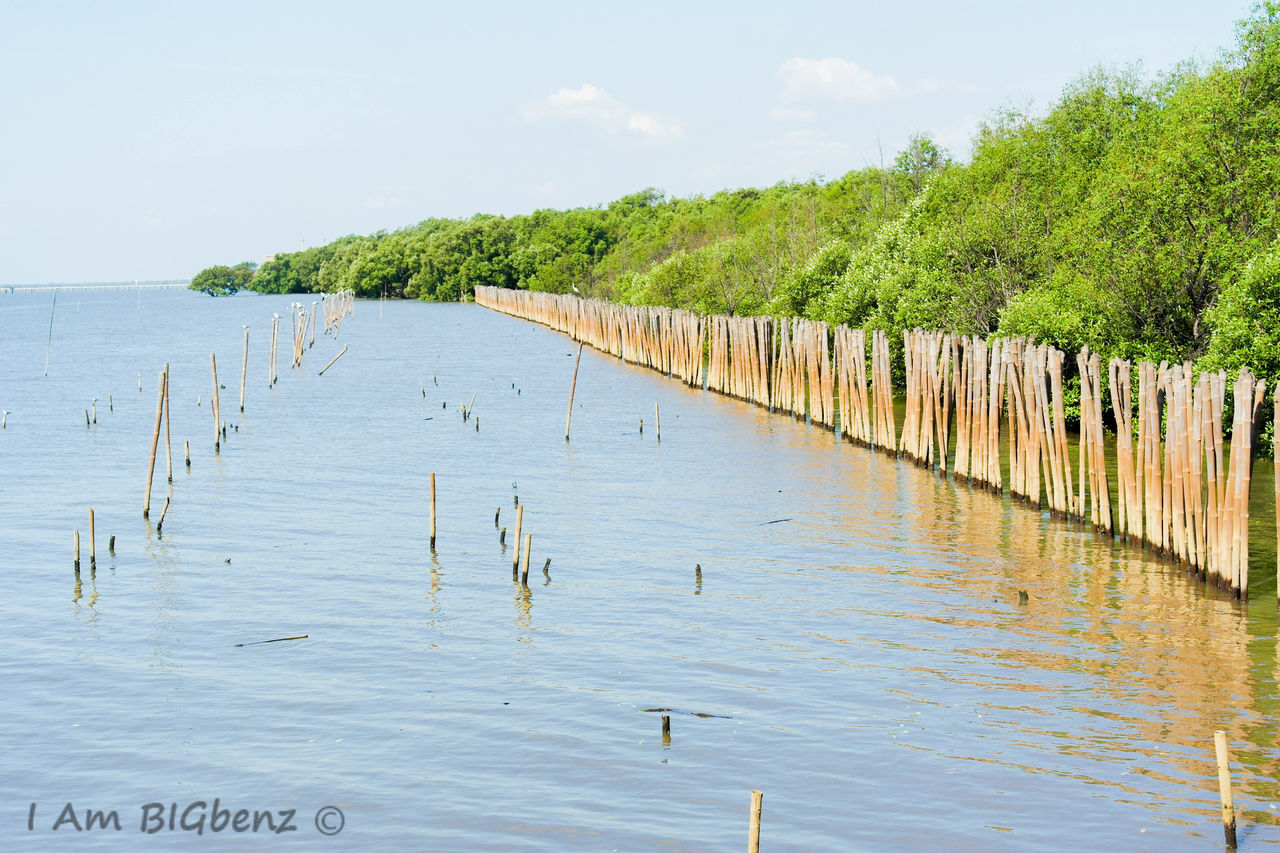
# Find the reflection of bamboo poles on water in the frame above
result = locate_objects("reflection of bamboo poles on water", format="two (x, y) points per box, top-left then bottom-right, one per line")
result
(475, 285), (1275, 601)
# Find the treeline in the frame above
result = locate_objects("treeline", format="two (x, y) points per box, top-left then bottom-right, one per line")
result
(197, 6), (1280, 394)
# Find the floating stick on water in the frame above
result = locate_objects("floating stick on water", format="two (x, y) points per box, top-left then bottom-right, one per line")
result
(318, 346), (348, 376)
(235, 635), (308, 647)
(565, 342), (583, 441)
(1215, 730), (1237, 847)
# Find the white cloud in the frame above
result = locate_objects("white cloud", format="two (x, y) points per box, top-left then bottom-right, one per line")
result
(525, 83), (682, 142)
(780, 57), (900, 102)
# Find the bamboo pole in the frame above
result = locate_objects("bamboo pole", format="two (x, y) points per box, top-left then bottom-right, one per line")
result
(565, 342), (583, 441)
(512, 504), (524, 575)
(748, 790), (763, 853)
(73, 529), (80, 570)
(210, 353), (221, 452)
(88, 507), (95, 569)
(159, 364), (171, 482)
(1215, 730), (1237, 847)
(240, 326), (248, 412)
(318, 346), (348, 376)
(184, 440), (190, 470)
(655, 402), (661, 441)
(143, 368), (165, 517)
(521, 533), (531, 586)
(156, 496), (171, 533)
(429, 472), (437, 550)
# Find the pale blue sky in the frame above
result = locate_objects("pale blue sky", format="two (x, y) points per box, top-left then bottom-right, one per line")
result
(0, 0), (1248, 284)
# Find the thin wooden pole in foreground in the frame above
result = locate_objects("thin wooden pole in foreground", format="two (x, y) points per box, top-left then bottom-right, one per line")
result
(88, 507), (95, 569)
(655, 402), (661, 441)
(1215, 730), (1237, 848)
(748, 790), (763, 853)
(73, 529), (80, 571)
(143, 368), (165, 517)
(521, 533), (531, 585)
(565, 342), (583, 441)
(318, 346), (348, 376)
(429, 472), (437, 550)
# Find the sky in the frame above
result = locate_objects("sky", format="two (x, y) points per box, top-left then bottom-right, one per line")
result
(0, 0), (1250, 284)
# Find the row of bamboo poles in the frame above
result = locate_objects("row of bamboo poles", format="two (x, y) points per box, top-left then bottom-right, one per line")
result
(474, 286), (1279, 602)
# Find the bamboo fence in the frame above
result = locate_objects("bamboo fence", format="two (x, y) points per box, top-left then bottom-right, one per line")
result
(475, 285), (1278, 602)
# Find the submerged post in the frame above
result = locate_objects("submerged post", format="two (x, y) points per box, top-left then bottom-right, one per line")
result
(521, 533), (531, 585)
(88, 507), (95, 569)
(565, 342), (583, 441)
(1215, 730), (1237, 848)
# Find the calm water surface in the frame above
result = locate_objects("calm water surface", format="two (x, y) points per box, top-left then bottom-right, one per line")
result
(1, 288), (1278, 851)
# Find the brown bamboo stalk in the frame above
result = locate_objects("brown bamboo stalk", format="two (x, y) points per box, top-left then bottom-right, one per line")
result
(143, 368), (165, 517)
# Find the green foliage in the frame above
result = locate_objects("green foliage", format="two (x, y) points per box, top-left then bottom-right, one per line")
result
(1201, 237), (1280, 386)
(190, 5), (1280, 407)
(189, 262), (255, 296)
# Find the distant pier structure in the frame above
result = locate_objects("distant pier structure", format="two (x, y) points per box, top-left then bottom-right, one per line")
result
(0, 281), (189, 294)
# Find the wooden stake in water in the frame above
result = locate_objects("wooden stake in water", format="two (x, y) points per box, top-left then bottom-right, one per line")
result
(512, 504), (524, 574)
(156, 497), (171, 533)
(73, 529), (80, 570)
(210, 353), (221, 452)
(318, 346), (348, 376)
(521, 533), (531, 585)
(748, 790), (763, 853)
(240, 326), (249, 412)
(429, 472), (437, 550)
(184, 440), (191, 470)
(1215, 730), (1237, 847)
(163, 363), (172, 483)
(88, 507), (95, 569)
(655, 402), (661, 441)
(661, 714), (671, 743)
(43, 291), (56, 376)
(565, 342), (583, 441)
(143, 368), (165, 517)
